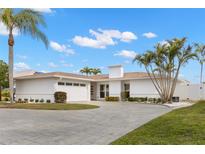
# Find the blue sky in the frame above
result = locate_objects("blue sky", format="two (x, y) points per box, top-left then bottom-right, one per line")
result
(0, 8), (205, 83)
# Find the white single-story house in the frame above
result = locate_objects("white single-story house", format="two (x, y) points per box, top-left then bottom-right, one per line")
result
(14, 65), (196, 103)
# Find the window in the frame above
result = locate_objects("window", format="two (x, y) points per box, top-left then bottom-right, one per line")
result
(58, 82), (65, 86)
(80, 83), (86, 87)
(73, 83), (79, 86)
(100, 84), (105, 98)
(106, 84), (109, 97)
(66, 82), (72, 86)
(124, 83), (130, 92)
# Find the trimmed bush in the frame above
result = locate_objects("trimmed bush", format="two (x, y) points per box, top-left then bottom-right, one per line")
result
(54, 91), (67, 103)
(16, 98), (26, 103)
(30, 99), (34, 102)
(105, 96), (119, 102)
(35, 99), (39, 103)
(40, 99), (44, 103)
(3, 97), (9, 101)
(2, 90), (10, 98)
(46, 99), (51, 103)
(128, 97), (147, 102)
(121, 92), (129, 101)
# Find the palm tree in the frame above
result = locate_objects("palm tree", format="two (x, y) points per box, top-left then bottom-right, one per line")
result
(0, 9), (48, 103)
(91, 68), (101, 75)
(133, 37), (196, 103)
(194, 43), (205, 99)
(80, 67), (92, 76)
(194, 43), (205, 84)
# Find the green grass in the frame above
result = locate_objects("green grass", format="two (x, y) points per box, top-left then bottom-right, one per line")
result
(111, 100), (205, 145)
(0, 103), (99, 110)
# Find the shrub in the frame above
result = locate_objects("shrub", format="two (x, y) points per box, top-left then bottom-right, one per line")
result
(3, 97), (9, 101)
(40, 99), (44, 103)
(30, 99), (34, 102)
(105, 96), (119, 101)
(121, 92), (129, 101)
(46, 99), (51, 103)
(128, 97), (147, 102)
(54, 91), (67, 103)
(35, 99), (39, 103)
(16, 98), (26, 103)
(2, 90), (10, 98)
(24, 99), (28, 103)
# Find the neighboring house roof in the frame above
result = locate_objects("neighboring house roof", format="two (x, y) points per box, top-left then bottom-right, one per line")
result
(14, 70), (43, 78)
(14, 71), (150, 81)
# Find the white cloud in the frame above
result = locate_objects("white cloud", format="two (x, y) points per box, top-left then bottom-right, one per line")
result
(31, 8), (53, 13)
(159, 40), (170, 46)
(36, 63), (41, 66)
(72, 29), (137, 49)
(48, 62), (58, 68)
(114, 50), (137, 59)
(0, 22), (19, 36)
(14, 62), (30, 71)
(142, 32), (157, 38)
(121, 32), (138, 42)
(17, 55), (27, 60)
(50, 41), (75, 56)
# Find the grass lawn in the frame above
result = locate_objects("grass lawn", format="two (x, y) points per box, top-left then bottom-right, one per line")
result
(111, 100), (205, 145)
(0, 103), (99, 110)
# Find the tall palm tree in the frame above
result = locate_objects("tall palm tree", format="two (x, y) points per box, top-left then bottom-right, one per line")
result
(194, 43), (205, 84)
(133, 37), (196, 103)
(194, 43), (205, 99)
(0, 9), (48, 103)
(91, 68), (101, 75)
(80, 67), (92, 76)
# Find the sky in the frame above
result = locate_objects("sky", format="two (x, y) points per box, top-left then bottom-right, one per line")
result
(0, 8), (205, 83)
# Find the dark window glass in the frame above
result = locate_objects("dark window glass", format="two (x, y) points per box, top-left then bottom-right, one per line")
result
(66, 82), (72, 86)
(100, 92), (105, 98)
(80, 84), (86, 87)
(100, 84), (105, 98)
(73, 83), (79, 86)
(58, 82), (65, 85)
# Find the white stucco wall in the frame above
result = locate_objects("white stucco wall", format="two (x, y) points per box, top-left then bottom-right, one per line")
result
(130, 79), (159, 98)
(54, 79), (90, 102)
(109, 81), (121, 97)
(174, 83), (205, 101)
(16, 78), (57, 102)
(109, 66), (123, 78)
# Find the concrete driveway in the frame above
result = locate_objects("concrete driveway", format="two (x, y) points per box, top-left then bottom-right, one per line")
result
(0, 102), (172, 145)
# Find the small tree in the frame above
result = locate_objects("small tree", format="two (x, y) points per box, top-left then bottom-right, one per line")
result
(91, 68), (101, 75)
(80, 66), (92, 76)
(0, 60), (9, 101)
(133, 38), (196, 103)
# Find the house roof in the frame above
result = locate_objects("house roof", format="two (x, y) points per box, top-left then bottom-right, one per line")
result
(14, 71), (150, 81)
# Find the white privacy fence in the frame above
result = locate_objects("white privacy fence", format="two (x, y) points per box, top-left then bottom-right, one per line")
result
(174, 83), (204, 101)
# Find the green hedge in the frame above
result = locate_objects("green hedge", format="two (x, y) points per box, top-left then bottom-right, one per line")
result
(105, 96), (119, 101)
(128, 97), (162, 104)
(54, 91), (67, 103)
(128, 97), (147, 102)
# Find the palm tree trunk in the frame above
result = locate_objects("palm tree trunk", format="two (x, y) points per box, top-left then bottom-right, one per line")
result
(200, 63), (203, 99)
(0, 86), (2, 101)
(8, 31), (14, 103)
(200, 63), (203, 84)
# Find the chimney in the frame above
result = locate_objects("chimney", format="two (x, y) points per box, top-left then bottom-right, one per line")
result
(108, 65), (124, 78)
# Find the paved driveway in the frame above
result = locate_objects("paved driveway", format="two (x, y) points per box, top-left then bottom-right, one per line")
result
(0, 102), (172, 145)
